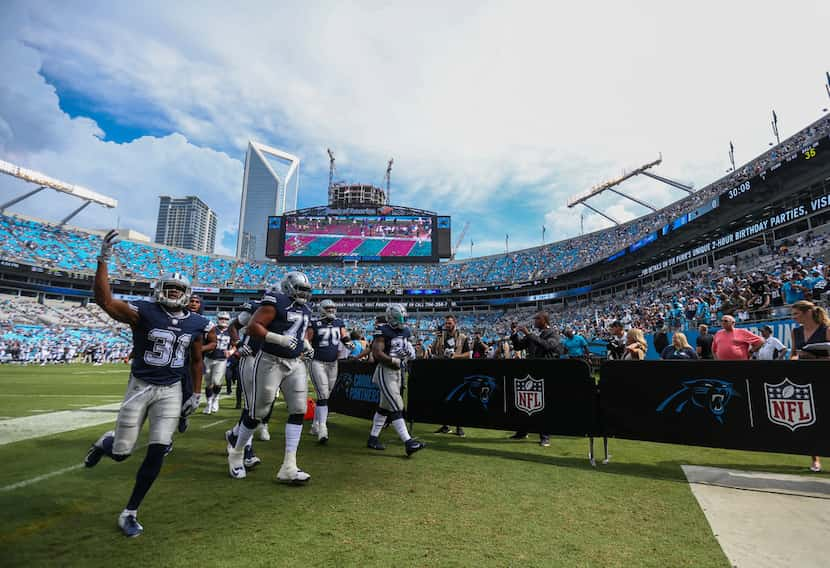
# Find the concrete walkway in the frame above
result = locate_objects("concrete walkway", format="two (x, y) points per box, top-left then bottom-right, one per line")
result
(683, 465), (830, 567)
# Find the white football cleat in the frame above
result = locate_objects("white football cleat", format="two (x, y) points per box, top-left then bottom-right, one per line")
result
(258, 423), (270, 441)
(276, 464), (311, 485)
(203, 398), (212, 414)
(317, 424), (329, 444)
(228, 449), (246, 479)
(310, 421), (319, 436)
(211, 397), (219, 413)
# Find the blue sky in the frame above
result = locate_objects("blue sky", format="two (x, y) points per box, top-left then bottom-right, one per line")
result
(1, 1), (829, 257)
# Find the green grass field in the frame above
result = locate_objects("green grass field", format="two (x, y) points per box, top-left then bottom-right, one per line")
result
(0, 364), (820, 567)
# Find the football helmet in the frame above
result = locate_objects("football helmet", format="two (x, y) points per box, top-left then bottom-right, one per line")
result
(217, 312), (230, 329)
(155, 272), (191, 309)
(319, 299), (337, 321)
(385, 304), (406, 329)
(281, 271), (312, 304)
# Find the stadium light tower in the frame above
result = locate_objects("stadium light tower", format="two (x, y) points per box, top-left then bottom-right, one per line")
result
(0, 159), (117, 225)
(385, 158), (394, 205)
(567, 155), (694, 225)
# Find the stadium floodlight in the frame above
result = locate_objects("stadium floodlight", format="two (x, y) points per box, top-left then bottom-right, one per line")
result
(567, 156), (663, 208)
(0, 159), (117, 209)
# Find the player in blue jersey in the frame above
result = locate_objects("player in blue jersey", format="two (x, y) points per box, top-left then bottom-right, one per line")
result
(366, 304), (425, 456)
(226, 272), (315, 483)
(203, 312), (234, 414)
(307, 299), (352, 444)
(83, 230), (212, 537)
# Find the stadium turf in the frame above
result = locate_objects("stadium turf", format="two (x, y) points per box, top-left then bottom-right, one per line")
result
(0, 364), (819, 567)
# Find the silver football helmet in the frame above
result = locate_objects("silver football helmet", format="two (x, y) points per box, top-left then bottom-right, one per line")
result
(385, 304), (407, 329)
(281, 271), (312, 304)
(154, 272), (192, 310)
(217, 312), (230, 329)
(319, 299), (337, 321)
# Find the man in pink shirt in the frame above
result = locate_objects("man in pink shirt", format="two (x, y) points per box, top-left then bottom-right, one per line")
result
(712, 315), (764, 360)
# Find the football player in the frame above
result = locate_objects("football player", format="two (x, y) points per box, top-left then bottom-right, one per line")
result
(83, 230), (211, 537)
(307, 299), (352, 444)
(203, 312), (234, 414)
(175, 294), (216, 435)
(226, 272), (314, 483)
(366, 304), (425, 456)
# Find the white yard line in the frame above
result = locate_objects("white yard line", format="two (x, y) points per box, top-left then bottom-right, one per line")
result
(0, 464), (84, 493)
(199, 419), (230, 430)
(0, 403), (121, 446)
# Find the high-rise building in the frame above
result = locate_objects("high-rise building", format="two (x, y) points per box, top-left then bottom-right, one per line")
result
(236, 141), (300, 260)
(155, 195), (217, 253)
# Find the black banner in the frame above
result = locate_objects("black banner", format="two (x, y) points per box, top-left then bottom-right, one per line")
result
(600, 360), (830, 455)
(328, 360), (380, 420)
(407, 359), (596, 436)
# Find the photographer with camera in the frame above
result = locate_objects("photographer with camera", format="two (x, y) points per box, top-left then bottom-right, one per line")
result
(508, 311), (563, 447)
(430, 315), (471, 437)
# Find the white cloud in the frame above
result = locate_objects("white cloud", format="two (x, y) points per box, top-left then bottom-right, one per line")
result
(2, 0), (829, 258)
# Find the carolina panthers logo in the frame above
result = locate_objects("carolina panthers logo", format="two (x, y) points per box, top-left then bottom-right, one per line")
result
(656, 379), (739, 424)
(445, 375), (497, 410)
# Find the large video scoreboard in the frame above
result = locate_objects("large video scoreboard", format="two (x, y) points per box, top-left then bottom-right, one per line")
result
(266, 213), (452, 262)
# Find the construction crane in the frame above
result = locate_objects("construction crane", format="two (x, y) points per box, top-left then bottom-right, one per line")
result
(451, 221), (470, 260)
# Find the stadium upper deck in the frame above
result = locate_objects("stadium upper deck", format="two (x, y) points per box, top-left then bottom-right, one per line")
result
(0, 115), (828, 291)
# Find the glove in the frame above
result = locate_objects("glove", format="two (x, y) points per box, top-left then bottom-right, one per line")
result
(265, 332), (298, 350)
(444, 348), (455, 359)
(98, 229), (121, 262)
(181, 393), (201, 417)
(236, 344), (253, 358)
(302, 339), (314, 359)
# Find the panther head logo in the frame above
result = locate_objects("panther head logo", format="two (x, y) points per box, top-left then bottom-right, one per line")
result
(656, 379), (739, 424)
(445, 375), (497, 410)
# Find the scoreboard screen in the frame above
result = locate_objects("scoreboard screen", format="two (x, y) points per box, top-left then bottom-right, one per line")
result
(275, 214), (435, 262)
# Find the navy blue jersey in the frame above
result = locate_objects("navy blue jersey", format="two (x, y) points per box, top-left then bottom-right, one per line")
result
(259, 291), (311, 358)
(373, 324), (412, 357)
(128, 300), (213, 386)
(310, 318), (345, 362)
(207, 327), (232, 360)
(235, 302), (263, 355)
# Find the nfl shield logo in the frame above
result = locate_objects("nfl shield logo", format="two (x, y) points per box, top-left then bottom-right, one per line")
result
(514, 375), (545, 416)
(764, 378), (816, 431)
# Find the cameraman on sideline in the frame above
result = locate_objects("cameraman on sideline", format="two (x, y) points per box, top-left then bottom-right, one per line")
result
(430, 315), (471, 437)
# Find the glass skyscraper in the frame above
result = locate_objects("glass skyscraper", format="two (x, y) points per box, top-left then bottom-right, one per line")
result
(155, 195), (217, 253)
(236, 141), (300, 260)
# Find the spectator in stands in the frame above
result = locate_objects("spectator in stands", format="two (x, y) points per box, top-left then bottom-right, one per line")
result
(508, 311), (562, 446)
(471, 332), (488, 359)
(430, 315), (470, 437)
(754, 325), (789, 360)
(660, 332), (698, 360)
(790, 300), (830, 473)
(653, 327), (669, 358)
(623, 328), (647, 360)
(696, 324), (714, 359)
(712, 315), (763, 360)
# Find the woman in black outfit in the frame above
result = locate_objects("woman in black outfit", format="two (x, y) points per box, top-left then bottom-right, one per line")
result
(790, 300), (830, 473)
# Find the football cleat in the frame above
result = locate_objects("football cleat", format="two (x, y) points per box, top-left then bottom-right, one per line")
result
(164, 441), (174, 456)
(405, 439), (426, 457)
(455, 427), (466, 438)
(434, 425), (450, 434)
(258, 424), (270, 441)
(539, 436), (551, 447)
(276, 464), (311, 485)
(310, 421), (319, 436)
(366, 436), (385, 451)
(228, 449), (246, 479)
(244, 446), (261, 469)
(224, 429), (238, 453)
(508, 432), (528, 440)
(84, 430), (113, 468)
(317, 425), (329, 445)
(211, 397), (220, 413)
(177, 416), (189, 433)
(202, 400), (212, 415)
(117, 512), (144, 538)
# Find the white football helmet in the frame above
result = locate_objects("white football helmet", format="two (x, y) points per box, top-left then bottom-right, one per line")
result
(281, 271), (312, 304)
(217, 312), (230, 329)
(155, 272), (192, 310)
(385, 304), (407, 329)
(319, 299), (337, 321)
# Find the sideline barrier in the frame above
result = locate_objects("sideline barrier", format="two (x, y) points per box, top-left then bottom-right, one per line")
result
(407, 359), (597, 436)
(328, 360), (380, 420)
(599, 360), (829, 456)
